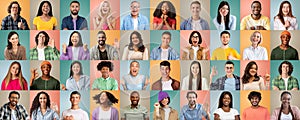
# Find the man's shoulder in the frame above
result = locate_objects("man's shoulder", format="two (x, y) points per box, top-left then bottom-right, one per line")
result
(241, 14), (252, 20)
(2, 15), (11, 21)
(62, 15), (72, 21)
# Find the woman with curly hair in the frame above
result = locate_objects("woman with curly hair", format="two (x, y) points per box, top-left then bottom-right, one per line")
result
(274, 1), (298, 30)
(1, 61), (27, 90)
(93, 0), (116, 30)
(30, 91), (59, 120)
(153, 0), (176, 30)
(92, 91), (119, 120)
(92, 61), (118, 90)
(241, 61), (266, 90)
(122, 31), (148, 60)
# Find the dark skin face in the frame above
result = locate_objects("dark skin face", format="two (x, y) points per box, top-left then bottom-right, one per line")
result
(41, 64), (51, 76)
(9, 93), (19, 108)
(130, 92), (140, 107)
(251, 3), (261, 16)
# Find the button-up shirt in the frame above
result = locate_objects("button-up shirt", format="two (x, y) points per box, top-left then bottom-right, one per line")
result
(0, 102), (29, 120)
(180, 103), (208, 120)
(92, 77), (118, 90)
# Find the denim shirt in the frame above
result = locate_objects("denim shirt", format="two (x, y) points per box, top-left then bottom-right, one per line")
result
(121, 13), (149, 30)
(66, 75), (90, 90)
(180, 17), (210, 30)
(180, 103), (208, 120)
(150, 46), (180, 60)
(210, 74), (240, 90)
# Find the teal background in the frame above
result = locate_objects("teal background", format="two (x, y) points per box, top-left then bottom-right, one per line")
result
(210, 0), (240, 30)
(150, 90), (180, 120)
(150, 30), (180, 57)
(60, 90), (90, 119)
(0, 60), (30, 90)
(210, 30), (240, 57)
(210, 91), (240, 119)
(210, 60), (240, 84)
(270, 60), (300, 89)
(270, 0), (300, 30)
(60, 0), (90, 29)
(60, 60), (90, 86)
(0, 30), (30, 60)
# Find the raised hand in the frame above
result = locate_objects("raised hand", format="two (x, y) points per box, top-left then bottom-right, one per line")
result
(83, 44), (88, 52)
(49, 38), (55, 48)
(62, 43), (67, 54)
(18, 19), (24, 29)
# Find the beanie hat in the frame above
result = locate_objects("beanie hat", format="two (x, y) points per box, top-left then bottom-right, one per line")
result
(41, 61), (52, 68)
(281, 31), (291, 37)
(158, 91), (169, 101)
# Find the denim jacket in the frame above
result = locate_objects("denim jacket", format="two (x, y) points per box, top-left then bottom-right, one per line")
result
(150, 46), (179, 60)
(121, 13), (149, 30)
(180, 17), (210, 30)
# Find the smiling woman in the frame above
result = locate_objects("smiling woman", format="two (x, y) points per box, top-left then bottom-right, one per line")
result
(214, 91), (240, 120)
(32, 1), (57, 30)
(4, 31), (27, 60)
(92, 91), (119, 120)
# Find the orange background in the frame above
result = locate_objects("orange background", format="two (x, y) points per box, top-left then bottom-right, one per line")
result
(29, 30), (60, 51)
(0, 0), (31, 29)
(90, 30), (120, 48)
(150, 0), (180, 30)
(30, 90), (60, 114)
(240, 0), (270, 21)
(90, 0), (120, 30)
(240, 30), (270, 60)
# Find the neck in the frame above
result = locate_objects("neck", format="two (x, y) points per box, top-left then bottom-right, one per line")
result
(42, 74), (50, 80)
(162, 76), (170, 81)
(251, 14), (261, 20)
(11, 14), (17, 18)
(251, 105), (259, 109)
(102, 75), (109, 79)
(42, 14), (49, 17)
(192, 15), (200, 20)
(9, 104), (16, 110)
(252, 44), (258, 48)
(221, 45), (229, 49)
(71, 14), (78, 19)
(281, 74), (289, 78)
(11, 75), (18, 79)
(282, 104), (289, 109)
(40, 105), (47, 109)
(192, 74), (197, 79)
(189, 104), (196, 109)
(131, 104), (138, 108)
(131, 14), (138, 19)
(37, 44), (44, 48)
(161, 45), (169, 49)
(280, 44), (289, 49)
(71, 105), (79, 110)
(226, 74), (233, 78)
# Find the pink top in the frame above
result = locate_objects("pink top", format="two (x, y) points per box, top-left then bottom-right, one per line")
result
(271, 105), (300, 120)
(153, 16), (176, 30)
(1, 78), (28, 90)
(242, 106), (270, 120)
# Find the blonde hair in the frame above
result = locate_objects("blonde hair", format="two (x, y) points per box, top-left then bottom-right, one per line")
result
(4, 61), (26, 90)
(250, 31), (263, 45)
(99, 0), (111, 17)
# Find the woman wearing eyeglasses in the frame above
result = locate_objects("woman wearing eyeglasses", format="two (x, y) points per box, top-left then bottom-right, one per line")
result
(182, 31), (208, 60)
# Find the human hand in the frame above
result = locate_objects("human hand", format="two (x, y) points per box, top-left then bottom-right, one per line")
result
(107, 12), (116, 22)
(18, 19), (24, 29)
(264, 73), (270, 81)
(113, 38), (119, 49)
(30, 68), (38, 80)
(63, 115), (74, 120)
(163, 15), (168, 22)
(61, 84), (66, 90)
(203, 47), (209, 54)
(154, 102), (160, 116)
(83, 44), (88, 52)
(62, 43), (67, 54)
(49, 38), (55, 48)
(250, 26), (256, 30)
(256, 26), (266, 30)
(51, 102), (58, 112)
(285, 21), (291, 28)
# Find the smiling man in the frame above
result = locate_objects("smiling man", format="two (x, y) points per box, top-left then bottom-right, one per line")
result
(242, 91), (270, 120)
(272, 61), (299, 90)
(121, 61), (148, 90)
(121, 91), (149, 120)
(0, 91), (29, 120)
(92, 61), (118, 90)
(61, 0), (88, 30)
(61, 91), (89, 120)
(152, 61), (180, 90)
(121, 1), (149, 30)
(240, 1), (270, 30)
(1, 1), (29, 30)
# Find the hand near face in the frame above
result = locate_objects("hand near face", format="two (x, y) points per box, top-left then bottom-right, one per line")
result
(51, 102), (58, 112)
(83, 44), (88, 52)
(30, 68), (39, 80)
(163, 15), (168, 22)
(256, 26), (266, 30)
(61, 84), (66, 90)
(18, 19), (24, 29)
(107, 12), (116, 23)
(154, 102), (160, 115)
(62, 43), (67, 54)
(49, 38), (55, 48)
(210, 66), (218, 77)
(113, 38), (119, 49)
(63, 115), (74, 120)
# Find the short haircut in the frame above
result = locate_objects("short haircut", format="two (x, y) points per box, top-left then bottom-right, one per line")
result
(131, 1), (140, 5)
(251, 1), (261, 7)
(35, 31), (50, 46)
(8, 1), (21, 14)
(70, 91), (81, 98)
(189, 31), (202, 44)
(97, 61), (114, 71)
(162, 31), (172, 38)
(70, 0), (80, 6)
(278, 61), (293, 76)
(130, 60), (139, 67)
(9, 91), (20, 99)
(160, 61), (171, 68)
(190, 1), (201, 6)
(248, 91), (262, 101)
(159, 97), (170, 107)
(225, 61), (234, 66)
(130, 91), (140, 97)
(186, 91), (198, 98)
(220, 31), (231, 37)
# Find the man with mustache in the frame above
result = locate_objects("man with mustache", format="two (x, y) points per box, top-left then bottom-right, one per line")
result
(180, 91), (209, 120)
(121, 91), (149, 120)
(211, 31), (240, 60)
(271, 31), (299, 60)
(240, 1), (270, 30)
(121, 1), (149, 30)
(0, 91), (29, 120)
(242, 91), (270, 120)
(61, 0), (88, 30)
(90, 31), (119, 60)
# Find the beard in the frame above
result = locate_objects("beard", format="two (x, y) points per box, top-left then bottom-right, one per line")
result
(71, 10), (79, 15)
(98, 40), (106, 46)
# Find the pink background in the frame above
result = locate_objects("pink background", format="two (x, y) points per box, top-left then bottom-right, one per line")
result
(30, 30), (60, 51)
(240, 0), (270, 21)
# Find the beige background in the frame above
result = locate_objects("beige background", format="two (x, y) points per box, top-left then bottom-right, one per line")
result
(30, 60), (60, 81)
(270, 91), (300, 116)
(0, 91), (30, 113)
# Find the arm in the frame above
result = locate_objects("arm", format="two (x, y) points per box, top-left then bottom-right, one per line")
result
(4, 48), (11, 60)
(112, 79), (119, 90)
(263, 47), (268, 60)
(143, 47), (149, 60)
(240, 17), (247, 30)
(274, 17), (281, 30)
(272, 78), (280, 90)
(1, 80), (5, 90)
(181, 48), (189, 60)
(291, 77), (299, 90)
(270, 109), (279, 120)
(259, 77), (266, 90)
(230, 15), (236, 30)
(1, 18), (7, 30)
(51, 47), (60, 60)
(120, 77), (127, 90)
(235, 115), (240, 120)
(213, 17), (225, 30)
(91, 79), (98, 90)
(20, 46), (27, 60)
(242, 48), (249, 60)
(61, 18), (68, 30)
(214, 113), (220, 120)
(93, 17), (99, 29)
(122, 46), (129, 60)
(164, 17), (175, 30)
(153, 17), (164, 30)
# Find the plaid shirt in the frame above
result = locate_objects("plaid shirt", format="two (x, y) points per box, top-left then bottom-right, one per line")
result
(272, 76), (299, 90)
(210, 74), (240, 90)
(1, 15), (29, 30)
(30, 46), (60, 60)
(0, 102), (29, 120)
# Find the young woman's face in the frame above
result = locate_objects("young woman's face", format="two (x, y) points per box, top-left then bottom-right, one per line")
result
(131, 34), (140, 46)
(191, 63), (200, 76)
(249, 64), (257, 77)
(282, 3), (290, 16)
(161, 2), (169, 15)
(42, 2), (50, 15)
(101, 2), (110, 14)
(191, 33), (199, 46)
(251, 32), (261, 45)
(281, 93), (291, 107)
(161, 98), (169, 106)
(9, 34), (19, 46)
(39, 93), (48, 106)
(222, 94), (231, 107)
(220, 5), (229, 16)
(71, 33), (80, 46)
(100, 66), (110, 78)
(10, 63), (20, 76)
(99, 92), (108, 104)
(72, 63), (81, 75)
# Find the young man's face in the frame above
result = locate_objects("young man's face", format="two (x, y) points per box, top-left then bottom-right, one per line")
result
(221, 34), (230, 46)
(97, 33), (106, 46)
(10, 4), (19, 15)
(130, 2), (140, 16)
(160, 66), (170, 78)
(100, 66), (110, 78)
(250, 96), (260, 107)
(224, 64), (234, 76)
(41, 64), (51, 75)
(280, 34), (290, 46)
(281, 63), (290, 75)
(187, 93), (197, 106)
(130, 62), (140, 77)
(251, 2), (261, 16)
(130, 92), (140, 106)
(70, 3), (80, 15)
(70, 94), (81, 106)
(161, 34), (171, 47)
(9, 93), (19, 107)
(190, 3), (200, 16)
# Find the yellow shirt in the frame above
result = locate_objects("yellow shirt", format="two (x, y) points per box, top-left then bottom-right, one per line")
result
(240, 14), (270, 30)
(211, 47), (241, 60)
(33, 16), (57, 30)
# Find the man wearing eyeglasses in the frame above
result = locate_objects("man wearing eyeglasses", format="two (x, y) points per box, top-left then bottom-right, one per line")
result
(121, 1), (149, 30)
(0, 91), (29, 120)
(211, 31), (240, 60)
(90, 31), (119, 60)
(210, 61), (240, 90)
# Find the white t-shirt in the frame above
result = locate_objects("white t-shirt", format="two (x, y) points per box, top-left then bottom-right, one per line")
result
(192, 19), (202, 30)
(99, 107), (111, 120)
(163, 107), (171, 120)
(162, 79), (173, 90)
(37, 47), (45, 60)
(11, 110), (17, 120)
(281, 112), (293, 120)
(283, 77), (289, 90)
(192, 46), (199, 60)
(161, 48), (169, 60)
(133, 18), (138, 30)
(62, 108), (89, 120)
(72, 47), (80, 60)
(214, 108), (239, 120)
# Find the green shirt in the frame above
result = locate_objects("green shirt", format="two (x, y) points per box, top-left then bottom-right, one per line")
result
(92, 77), (118, 90)
(121, 104), (149, 119)
(30, 46), (60, 60)
(272, 76), (299, 90)
(271, 46), (299, 60)
(30, 76), (60, 90)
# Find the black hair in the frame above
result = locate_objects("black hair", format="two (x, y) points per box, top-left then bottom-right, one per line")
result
(247, 91), (262, 101)
(69, 61), (84, 77)
(278, 61), (293, 76)
(8, 91), (20, 99)
(218, 91), (233, 108)
(159, 97), (170, 107)
(189, 31), (202, 44)
(278, 91), (294, 120)
(35, 31), (50, 46)
(242, 61), (260, 84)
(160, 61), (170, 68)
(153, 1), (176, 19)
(70, 91), (81, 98)
(68, 31), (83, 47)
(93, 91), (118, 106)
(216, 1), (230, 30)
(130, 91), (140, 97)
(225, 61), (234, 66)
(162, 31), (172, 38)
(7, 31), (20, 49)
(220, 31), (231, 37)
(186, 91), (198, 98)
(36, 1), (53, 17)
(70, 0), (80, 6)
(97, 61), (114, 71)
(251, 1), (262, 8)
(188, 61), (202, 90)
(8, 1), (21, 15)
(30, 91), (51, 117)
(275, 1), (294, 28)
(128, 31), (145, 52)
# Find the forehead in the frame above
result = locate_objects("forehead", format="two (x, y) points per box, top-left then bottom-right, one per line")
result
(251, 2), (261, 7)
(225, 64), (234, 67)
(131, 2), (139, 6)
(191, 3), (200, 7)
(221, 34), (230, 37)
(97, 33), (105, 37)
(10, 93), (19, 97)
(12, 3), (19, 7)
(160, 65), (170, 69)
(188, 93), (196, 97)
(282, 63), (289, 66)
(41, 64), (51, 68)
(162, 34), (171, 38)
(71, 94), (80, 98)
(71, 3), (79, 6)
(130, 62), (139, 66)
(131, 92), (139, 97)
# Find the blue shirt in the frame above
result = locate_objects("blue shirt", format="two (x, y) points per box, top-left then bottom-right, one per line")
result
(224, 77), (236, 90)
(121, 74), (147, 90)
(66, 75), (90, 90)
(180, 17), (209, 30)
(31, 107), (59, 120)
(150, 46), (180, 60)
(61, 15), (88, 30)
(121, 13), (149, 30)
(1, 15), (29, 30)
(180, 103), (208, 120)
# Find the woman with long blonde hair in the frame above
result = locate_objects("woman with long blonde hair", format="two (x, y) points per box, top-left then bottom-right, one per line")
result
(1, 61), (28, 90)
(93, 0), (116, 30)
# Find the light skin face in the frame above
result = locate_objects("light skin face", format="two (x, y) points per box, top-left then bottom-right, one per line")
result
(281, 64), (289, 75)
(160, 66), (170, 78)
(250, 96), (260, 107)
(224, 64), (234, 76)
(161, 34), (171, 48)
(282, 3), (290, 16)
(97, 33), (106, 46)
(221, 34), (230, 46)
(9, 93), (19, 107)
(70, 3), (80, 15)
(71, 33), (80, 47)
(70, 94), (80, 106)
(130, 62), (139, 77)
(130, 2), (140, 17)
(72, 63), (81, 75)
(251, 32), (261, 46)
(42, 3), (50, 15)
(38, 33), (46, 45)
(281, 34), (290, 46)
(41, 64), (51, 76)
(191, 33), (199, 46)
(251, 3), (261, 16)
(11, 4), (19, 15)
(281, 93), (291, 107)
(100, 66), (110, 78)
(101, 2), (110, 14)
(191, 63), (199, 77)
(190, 3), (200, 17)
(222, 94), (231, 107)
(220, 5), (229, 16)
(99, 92), (108, 104)
(10, 63), (20, 77)
(249, 64), (257, 77)
(130, 92), (140, 106)
(187, 93), (197, 106)
(161, 2), (169, 15)
(9, 34), (19, 46)
(39, 94), (47, 106)
(161, 98), (169, 106)
(131, 34), (140, 46)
